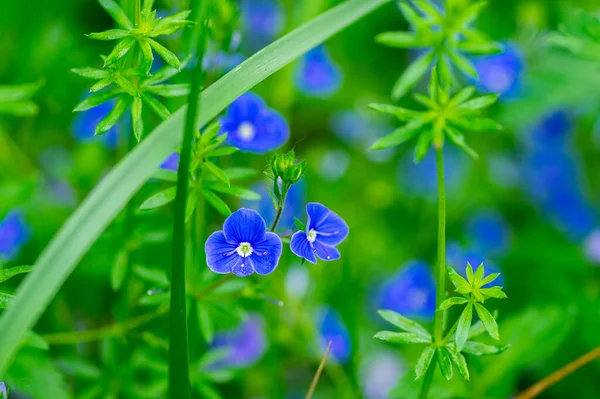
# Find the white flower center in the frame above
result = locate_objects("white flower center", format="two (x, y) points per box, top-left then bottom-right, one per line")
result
(238, 122), (256, 142)
(236, 242), (254, 257)
(307, 229), (318, 243)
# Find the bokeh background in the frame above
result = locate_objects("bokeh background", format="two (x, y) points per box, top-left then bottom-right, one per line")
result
(1, 0), (600, 398)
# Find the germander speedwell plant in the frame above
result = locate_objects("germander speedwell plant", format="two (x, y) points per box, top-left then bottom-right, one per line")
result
(371, 0), (508, 397)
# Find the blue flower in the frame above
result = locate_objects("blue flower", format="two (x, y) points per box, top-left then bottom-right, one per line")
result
(378, 260), (436, 321)
(294, 45), (342, 98)
(0, 381), (6, 399)
(465, 210), (511, 256)
(240, 0), (284, 51)
(203, 50), (244, 73)
(205, 208), (283, 277)
(472, 44), (523, 99)
(242, 179), (306, 232)
(71, 97), (122, 149)
(526, 111), (572, 152)
(160, 152), (180, 172)
(220, 92), (289, 153)
(319, 149), (350, 182)
(290, 203), (349, 264)
(0, 210), (31, 261)
(210, 314), (267, 369)
(584, 229), (600, 264)
(360, 351), (405, 399)
(317, 307), (351, 363)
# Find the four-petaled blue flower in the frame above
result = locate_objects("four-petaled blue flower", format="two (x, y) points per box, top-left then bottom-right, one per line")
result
(220, 92), (290, 153)
(290, 203), (349, 264)
(295, 45), (342, 98)
(0, 210), (31, 261)
(378, 260), (436, 321)
(205, 208), (282, 277)
(210, 314), (267, 369)
(318, 307), (351, 364)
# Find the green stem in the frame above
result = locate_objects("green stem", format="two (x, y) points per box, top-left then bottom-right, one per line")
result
(433, 148), (447, 343)
(270, 189), (288, 232)
(135, 0), (141, 26)
(169, 7), (206, 399)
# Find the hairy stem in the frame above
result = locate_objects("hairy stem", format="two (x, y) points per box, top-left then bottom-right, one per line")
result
(514, 346), (600, 399)
(270, 194), (286, 232)
(169, 5), (206, 398)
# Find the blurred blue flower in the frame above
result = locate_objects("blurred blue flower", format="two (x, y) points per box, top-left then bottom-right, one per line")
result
(71, 98), (122, 149)
(290, 203), (349, 264)
(43, 179), (78, 208)
(472, 44), (523, 99)
(294, 45), (342, 98)
(465, 209), (511, 256)
(317, 307), (351, 363)
(211, 314), (267, 369)
(378, 260), (436, 321)
(526, 111), (572, 152)
(447, 242), (505, 288)
(319, 149), (350, 182)
(242, 179), (305, 231)
(240, 0), (284, 51)
(0, 381), (6, 399)
(38, 146), (73, 178)
(285, 263), (310, 300)
(205, 208), (283, 277)
(360, 351), (405, 399)
(203, 50), (244, 73)
(0, 210), (31, 261)
(220, 92), (289, 153)
(584, 229), (600, 264)
(488, 153), (520, 189)
(160, 152), (180, 172)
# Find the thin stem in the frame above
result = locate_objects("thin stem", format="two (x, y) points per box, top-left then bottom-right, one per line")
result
(305, 340), (332, 399)
(169, 4), (206, 398)
(270, 188), (288, 232)
(433, 148), (447, 343)
(514, 346), (600, 399)
(418, 353), (437, 399)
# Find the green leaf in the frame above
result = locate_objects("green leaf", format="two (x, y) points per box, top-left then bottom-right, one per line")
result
(205, 146), (238, 157)
(370, 117), (428, 150)
(413, 129), (433, 162)
(202, 190), (232, 217)
(438, 296), (468, 311)
(0, 81), (43, 102)
(23, 331), (49, 351)
(71, 68), (109, 79)
(374, 331), (431, 344)
(466, 262), (474, 283)
(104, 36), (137, 66)
(141, 93), (170, 120)
(185, 193), (197, 222)
(205, 183), (261, 201)
(148, 38), (181, 69)
(377, 310), (431, 339)
(139, 39), (154, 75)
(0, 292), (14, 309)
(222, 168), (256, 180)
(110, 249), (128, 291)
(398, 2), (423, 30)
(448, 49), (478, 78)
(375, 31), (423, 48)
(95, 96), (128, 135)
(450, 86), (476, 106)
(0, 0), (392, 375)
(474, 303), (499, 340)
(0, 266), (33, 283)
(139, 186), (177, 210)
(196, 303), (214, 344)
(204, 161), (230, 187)
(479, 272), (501, 287)
(151, 168), (178, 182)
(134, 264), (168, 286)
(414, 345), (436, 380)
(455, 303), (473, 351)
(98, 0), (133, 29)
(132, 96), (144, 142)
(392, 50), (435, 99)
(368, 103), (416, 121)
(445, 126), (479, 159)
(147, 84), (191, 97)
(73, 88), (121, 111)
(437, 53), (456, 87)
(437, 346), (453, 380)
(472, 263), (484, 285)
(150, 11), (193, 36)
(480, 287), (507, 299)
(89, 77), (114, 93)
(86, 29), (130, 40)
(448, 267), (470, 291)
(113, 74), (138, 96)
(413, 0), (443, 22)
(145, 56), (190, 85)
(294, 217), (306, 231)
(462, 341), (509, 356)
(0, 101), (39, 116)
(458, 94), (498, 111)
(450, 116), (502, 132)
(447, 346), (470, 380)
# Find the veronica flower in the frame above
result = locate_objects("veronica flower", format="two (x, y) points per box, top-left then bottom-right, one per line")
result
(210, 314), (267, 369)
(71, 97), (122, 149)
(290, 203), (349, 264)
(205, 208), (282, 277)
(0, 210), (31, 261)
(242, 179), (305, 231)
(240, 0), (284, 51)
(360, 351), (405, 399)
(284, 263), (310, 300)
(378, 260), (436, 321)
(160, 152), (180, 172)
(294, 45), (342, 98)
(319, 149), (350, 182)
(584, 230), (600, 264)
(317, 307), (351, 363)
(219, 92), (289, 153)
(465, 210), (511, 256)
(472, 44), (523, 99)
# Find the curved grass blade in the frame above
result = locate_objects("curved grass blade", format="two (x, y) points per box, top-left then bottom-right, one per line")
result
(0, 0), (392, 375)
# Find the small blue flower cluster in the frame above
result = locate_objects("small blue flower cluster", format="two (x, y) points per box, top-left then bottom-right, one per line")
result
(209, 314), (267, 369)
(0, 210), (31, 261)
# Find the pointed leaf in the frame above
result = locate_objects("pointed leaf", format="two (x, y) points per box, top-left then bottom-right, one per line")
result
(98, 0), (133, 29)
(113, 74), (138, 96)
(445, 126), (479, 159)
(450, 117), (502, 132)
(370, 117), (427, 150)
(87, 29), (130, 41)
(110, 249), (128, 291)
(374, 331), (431, 344)
(203, 160), (230, 187)
(222, 168), (256, 181)
(132, 96), (144, 142)
(458, 94), (498, 111)
(448, 49), (478, 78)
(147, 84), (191, 97)
(90, 77), (114, 93)
(73, 89), (121, 111)
(141, 93), (170, 120)
(447, 346), (470, 380)
(480, 287), (507, 299)
(474, 263), (485, 285)
(466, 262), (474, 283)
(437, 346), (453, 380)
(392, 51), (435, 99)
(377, 310), (431, 339)
(415, 345), (436, 380)
(205, 146), (238, 157)
(71, 68), (109, 79)
(0, 266), (33, 283)
(105, 36), (136, 66)
(185, 192), (197, 222)
(455, 303), (473, 351)
(204, 183), (261, 201)
(479, 272), (501, 287)
(375, 31), (424, 48)
(148, 38), (181, 69)
(95, 96), (128, 135)
(462, 341), (509, 356)
(413, 129), (433, 162)
(474, 303), (499, 340)
(368, 103), (416, 121)
(139, 39), (154, 75)
(448, 267), (470, 291)
(150, 11), (193, 36)
(139, 186), (177, 210)
(450, 86), (476, 106)
(438, 296), (468, 311)
(0, 293), (15, 309)
(202, 190), (232, 217)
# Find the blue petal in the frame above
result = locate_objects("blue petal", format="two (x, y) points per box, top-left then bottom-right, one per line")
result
(160, 152), (180, 171)
(249, 232), (282, 275)
(223, 208), (267, 244)
(223, 92), (265, 126)
(232, 259), (255, 277)
(290, 231), (316, 264)
(306, 202), (348, 246)
(225, 109), (289, 153)
(314, 242), (341, 261)
(205, 231), (240, 274)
